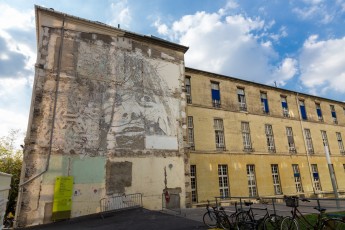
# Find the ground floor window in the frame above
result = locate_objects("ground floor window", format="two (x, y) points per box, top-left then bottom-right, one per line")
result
(292, 164), (303, 193)
(247, 164), (257, 197)
(311, 164), (322, 191)
(190, 165), (197, 203)
(271, 164), (282, 194)
(218, 164), (229, 197)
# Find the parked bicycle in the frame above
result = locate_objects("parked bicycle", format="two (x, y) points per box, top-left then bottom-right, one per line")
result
(280, 196), (345, 230)
(203, 200), (231, 229)
(235, 199), (282, 230)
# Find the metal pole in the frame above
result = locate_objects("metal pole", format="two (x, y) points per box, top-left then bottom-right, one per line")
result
(324, 145), (340, 208)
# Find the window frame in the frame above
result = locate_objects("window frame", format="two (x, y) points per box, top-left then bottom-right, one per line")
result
(187, 116), (195, 150)
(260, 92), (269, 114)
(214, 119), (226, 151)
(336, 132), (345, 154)
(304, 128), (314, 154)
(185, 76), (192, 104)
(218, 164), (229, 197)
(281, 96), (289, 117)
(265, 124), (276, 152)
(271, 164), (282, 195)
(311, 164), (322, 191)
(299, 100), (307, 120)
(315, 103), (323, 122)
(190, 165), (198, 203)
(241, 122), (253, 151)
(321, 130), (330, 155)
(237, 88), (247, 111)
(246, 164), (257, 197)
(211, 81), (221, 108)
(286, 127), (296, 153)
(330, 105), (338, 124)
(292, 164), (304, 193)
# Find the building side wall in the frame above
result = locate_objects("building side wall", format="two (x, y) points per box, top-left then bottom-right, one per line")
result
(186, 70), (345, 203)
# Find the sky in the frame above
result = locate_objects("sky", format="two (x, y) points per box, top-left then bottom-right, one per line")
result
(1, 0), (345, 146)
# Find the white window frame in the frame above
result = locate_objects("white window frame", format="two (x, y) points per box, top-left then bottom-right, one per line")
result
(211, 82), (221, 108)
(237, 88), (247, 111)
(214, 119), (225, 150)
(247, 165), (257, 197)
(316, 103), (323, 122)
(187, 116), (195, 150)
(336, 132), (345, 154)
(292, 164), (304, 193)
(218, 165), (229, 197)
(241, 122), (252, 151)
(304, 129), (314, 154)
(261, 92), (269, 113)
(271, 164), (282, 195)
(185, 77), (192, 104)
(286, 127), (296, 153)
(281, 96), (289, 117)
(190, 165), (197, 203)
(330, 105), (338, 124)
(265, 124), (275, 152)
(321, 130), (330, 154)
(311, 164), (322, 191)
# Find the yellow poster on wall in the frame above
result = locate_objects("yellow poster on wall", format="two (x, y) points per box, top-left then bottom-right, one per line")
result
(52, 176), (73, 220)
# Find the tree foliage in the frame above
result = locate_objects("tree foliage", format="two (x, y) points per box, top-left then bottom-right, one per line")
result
(0, 129), (23, 215)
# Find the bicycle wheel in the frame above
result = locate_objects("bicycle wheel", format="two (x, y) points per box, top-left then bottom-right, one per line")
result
(263, 214), (282, 230)
(236, 211), (254, 230)
(203, 211), (218, 228)
(218, 213), (231, 230)
(322, 218), (345, 230)
(228, 212), (238, 229)
(281, 217), (298, 230)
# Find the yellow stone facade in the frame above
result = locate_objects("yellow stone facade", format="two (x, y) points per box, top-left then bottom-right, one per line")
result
(185, 67), (345, 204)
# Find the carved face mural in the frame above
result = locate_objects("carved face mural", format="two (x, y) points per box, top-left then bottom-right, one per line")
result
(108, 52), (176, 150)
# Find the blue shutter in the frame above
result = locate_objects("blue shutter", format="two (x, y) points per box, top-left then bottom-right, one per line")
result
(316, 108), (322, 117)
(282, 101), (287, 109)
(212, 89), (220, 100)
(262, 98), (269, 112)
(300, 106), (307, 120)
(294, 173), (300, 177)
(331, 111), (337, 118)
(313, 172), (319, 179)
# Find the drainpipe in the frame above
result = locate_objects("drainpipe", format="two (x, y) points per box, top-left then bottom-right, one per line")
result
(295, 93), (316, 195)
(14, 14), (66, 227)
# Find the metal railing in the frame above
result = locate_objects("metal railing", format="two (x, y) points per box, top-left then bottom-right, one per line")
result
(100, 193), (142, 215)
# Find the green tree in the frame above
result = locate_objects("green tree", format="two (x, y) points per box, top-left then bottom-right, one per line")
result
(0, 129), (23, 215)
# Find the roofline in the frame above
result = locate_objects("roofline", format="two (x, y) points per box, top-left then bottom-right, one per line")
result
(186, 67), (345, 105)
(34, 5), (189, 53)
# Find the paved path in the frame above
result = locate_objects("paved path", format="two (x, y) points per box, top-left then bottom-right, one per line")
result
(23, 208), (207, 230)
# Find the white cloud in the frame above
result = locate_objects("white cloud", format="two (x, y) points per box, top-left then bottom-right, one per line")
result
(154, 9), (295, 85)
(299, 35), (345, 94)
(108, 0), (132, 29)
(0, 2), (34, 31)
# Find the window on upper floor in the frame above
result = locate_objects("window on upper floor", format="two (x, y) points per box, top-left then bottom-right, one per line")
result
(330, 105), (338, 124)
(299, 100), (307, 120)
(304, 129), (314, 154)
(214, 119), (225, 150)
(241, 122), (252, 151)
(321, 130), (331, 155)
(260, 92), (269, 114)
(187, 116), (195, 150)
(265, 124), (276, 153)
(315, 103), (323, 122)
(211, 82), (221, 108)
(185, 76), (192, 104)
(237, 88), (247, 111)
(336, 132), (345, 154)
(281, 96), (289, 117)
(286, 127), (296, 153)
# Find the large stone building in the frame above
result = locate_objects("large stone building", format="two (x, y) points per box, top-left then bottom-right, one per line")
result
(16, 5), (345, 227)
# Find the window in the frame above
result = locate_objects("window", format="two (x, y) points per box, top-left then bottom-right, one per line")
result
(316, 103), (323, 122)
(292, 164), (303, 193)
(247, 165), (257, 197)
(311, 164), (322, 191)
(214, 119), (225, 150)
(299, 100), (307, 120)
(218, 165), (229, 197)
(211, 82), (221, 108)
(261, 92), (269, 114)
(190, 165), (198, 203)
(336, 132), (345, 154)
(265, 124), (276, 152)
(271, 164), (282, 195)
(304, 129), (314, 154)
(187, 116), (195, 150)
(330, 105), (338, 124)
(185, 77), (192, 104)
(281, 96), (289, 117)
(241, 122), (252, 151)
(286, 127), (296, 153)
(321, 130), (330, 154)
(237, 88), (247, 111)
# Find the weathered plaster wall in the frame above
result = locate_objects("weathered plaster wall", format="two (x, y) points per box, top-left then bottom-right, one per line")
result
(18, 25), (188, 227)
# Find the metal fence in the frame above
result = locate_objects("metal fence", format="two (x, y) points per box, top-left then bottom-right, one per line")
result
(100, 193), (142, 216)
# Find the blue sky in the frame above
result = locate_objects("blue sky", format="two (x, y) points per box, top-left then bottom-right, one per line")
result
(1, 0), (345, 144)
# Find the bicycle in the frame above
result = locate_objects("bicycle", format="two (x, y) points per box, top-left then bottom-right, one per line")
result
(280, 196), (345, 230)
(203, 200), (231, 229)
(235, 199), (282, 230)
